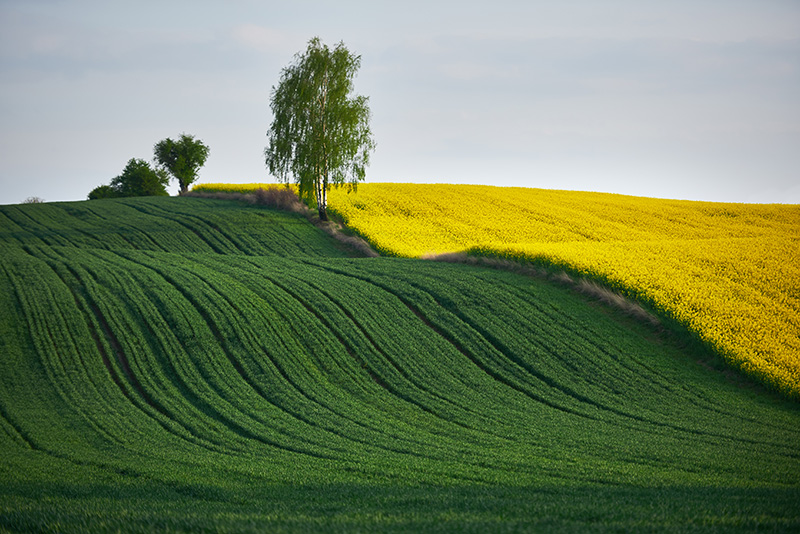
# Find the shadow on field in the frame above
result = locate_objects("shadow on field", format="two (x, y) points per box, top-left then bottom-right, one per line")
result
(1, 481), (799, 533)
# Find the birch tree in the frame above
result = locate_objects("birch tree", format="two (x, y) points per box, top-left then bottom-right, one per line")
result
(265, 37), (375, 221)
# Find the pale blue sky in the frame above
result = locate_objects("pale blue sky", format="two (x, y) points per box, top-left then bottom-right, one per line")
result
(1, 0), (798, 204)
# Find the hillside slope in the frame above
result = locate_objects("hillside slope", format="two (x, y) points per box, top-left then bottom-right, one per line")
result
(1, 196), (799, 532)
(326, 183), (800, 398)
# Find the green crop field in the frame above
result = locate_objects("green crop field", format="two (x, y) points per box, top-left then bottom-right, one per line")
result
(1, 196), (798, 532)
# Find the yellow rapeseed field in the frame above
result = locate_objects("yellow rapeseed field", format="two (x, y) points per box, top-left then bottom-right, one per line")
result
(327, 184), (800, 399)
(192, 182), (800, 398)
(192, 183), (293, 195)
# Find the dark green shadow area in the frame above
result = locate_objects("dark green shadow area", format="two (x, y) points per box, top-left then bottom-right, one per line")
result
(2, 480), (799, 533)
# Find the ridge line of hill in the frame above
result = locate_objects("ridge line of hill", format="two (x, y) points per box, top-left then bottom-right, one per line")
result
(183, 189), (378, 258)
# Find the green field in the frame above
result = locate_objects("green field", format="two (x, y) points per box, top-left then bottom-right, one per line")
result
(1, 196), (798, 532)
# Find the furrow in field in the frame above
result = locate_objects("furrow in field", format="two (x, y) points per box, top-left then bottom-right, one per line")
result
(102, 249), (399, 463)
(66, 258), (264, 456)
(64, 248), (376, 464)
(119, 201), (228, 254)
(301, 261), (698, 475)
(205, 253), (542, 453)
(290, 263), (534, 436)
(23, 246), (238, 457)
(166, 203), (303, 256)
(1, 248), (154, 457)
(446, 266), (800, 450)
(0, 364), (37, 452)
(189, 255), (529, 471)
(169, 197), (357, 257)
(76, 252), (270, 453)
(486, 270), (797, 435)
(0, 409), (33, 450)
(0, 253), (79, 454)
(259, 265), (520, 451)
(2, 262), (390, 481)
(36, 249), (149, 405)
(140, 198), (320, 257)
(1, 206), (71, 247)
(214, 255), (577, 474)
(20, 203), (126, 250)
(105, 200), (226, 253)
(412, 267), (679, 400)
(124, 251), (413, 460)
(276, 267), (543, 442)
(0, 212), (47, 248)
(388, 264), (780, 447)
(429, 263), (800, 458)
(309, 259), (606, 420)
(69, 202), (173, 252)
(2, 248), (238, 479)
(317, 258), (800, 474)
(132, 201), (249, 254)
(46, 257), (239, 456)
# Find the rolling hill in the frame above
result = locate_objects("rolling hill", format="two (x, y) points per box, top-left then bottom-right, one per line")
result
(324, 183), (800, 398)
(1, 196), (798, 532)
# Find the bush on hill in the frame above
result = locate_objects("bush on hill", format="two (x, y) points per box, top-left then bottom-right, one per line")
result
(88, 158), (169, 200)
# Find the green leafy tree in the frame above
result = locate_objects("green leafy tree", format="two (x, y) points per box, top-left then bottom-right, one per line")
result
(153, 134), (210, 194)
(265, 37), (375, 221)
(88, 159), (168, 200)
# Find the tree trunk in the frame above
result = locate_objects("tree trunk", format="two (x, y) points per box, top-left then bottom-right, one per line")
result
(318, 179), (328, 221)
(318, 70), (329, 222)
(314, 176), (328, 221)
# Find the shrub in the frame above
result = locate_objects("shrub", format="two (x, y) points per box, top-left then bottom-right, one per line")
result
(110, 159), (169, 197)
(88, 185), (121, 200)
(89, 159), (169, 200)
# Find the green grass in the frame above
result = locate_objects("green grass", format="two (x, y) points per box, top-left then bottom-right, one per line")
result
(0, 196), (798, 532)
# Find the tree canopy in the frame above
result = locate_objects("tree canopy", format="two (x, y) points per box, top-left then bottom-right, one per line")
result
(88, 158), (168, 200)
(154, 134), (210, 194)
(265, 37), (375, 220)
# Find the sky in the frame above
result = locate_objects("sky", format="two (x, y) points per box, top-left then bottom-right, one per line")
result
(1, 0), (798, 205)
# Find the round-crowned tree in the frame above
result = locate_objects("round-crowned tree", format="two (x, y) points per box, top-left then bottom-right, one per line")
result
(154, 134), (210, 194)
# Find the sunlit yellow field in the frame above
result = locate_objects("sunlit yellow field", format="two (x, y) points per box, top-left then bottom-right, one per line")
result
(192, 183), (294, 195)
(327, 184), (800, 399)
(192, 182), (800, 399)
